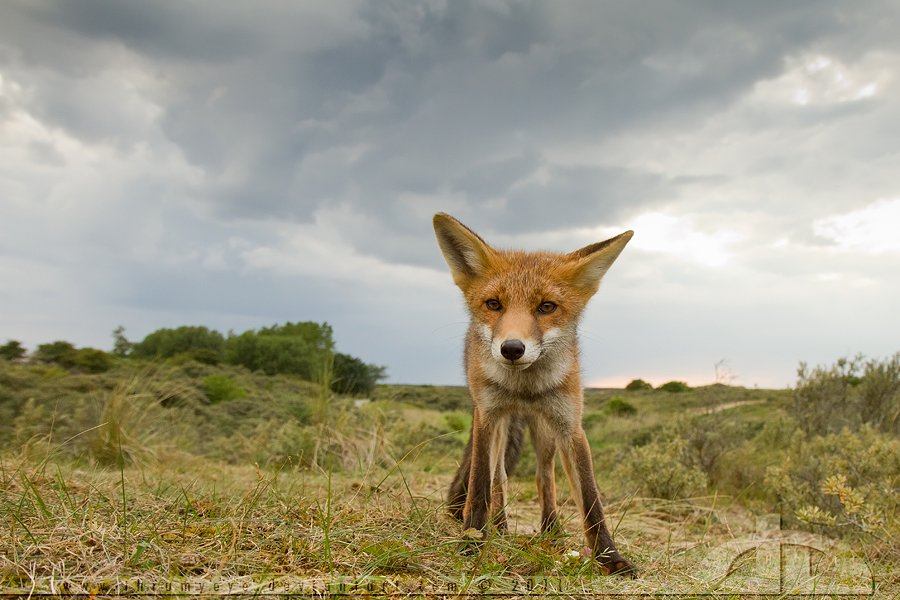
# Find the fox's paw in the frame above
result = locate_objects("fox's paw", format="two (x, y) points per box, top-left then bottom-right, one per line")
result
(600, 555), (638, 578)
(457, 528), (485, 555)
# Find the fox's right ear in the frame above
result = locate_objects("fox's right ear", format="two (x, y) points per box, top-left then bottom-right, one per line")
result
(433, 213), (496, 290)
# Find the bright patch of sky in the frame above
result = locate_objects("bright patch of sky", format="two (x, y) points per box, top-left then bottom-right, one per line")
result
(624, 213), (743, 267)
(814, 198), (900, 254)
(752, 53), (889, 107)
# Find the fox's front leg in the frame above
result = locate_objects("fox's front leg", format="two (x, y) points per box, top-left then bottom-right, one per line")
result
(559, 428), (637, 577)
(462, 407), (506, 534)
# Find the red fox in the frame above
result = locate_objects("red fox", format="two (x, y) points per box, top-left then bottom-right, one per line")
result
(433, 212), (636, 577)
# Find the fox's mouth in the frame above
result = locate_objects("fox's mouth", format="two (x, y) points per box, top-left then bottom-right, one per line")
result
(498, 359), (535, 371)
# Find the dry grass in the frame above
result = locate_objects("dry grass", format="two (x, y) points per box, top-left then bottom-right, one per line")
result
(1, 362), (896, 597)
(1, 449), (892, 598)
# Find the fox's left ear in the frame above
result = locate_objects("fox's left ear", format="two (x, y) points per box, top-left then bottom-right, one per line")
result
(567, 231), (634, 296)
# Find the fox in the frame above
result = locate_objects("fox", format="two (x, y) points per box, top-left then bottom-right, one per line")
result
(432, 212), (636, 577)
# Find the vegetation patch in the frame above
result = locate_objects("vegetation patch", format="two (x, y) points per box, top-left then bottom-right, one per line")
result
(606, 396), (637, 416)
(202, 374), (248, 404)
(625, 378), (653, 391)
(0, 347), (897, 595)
(657, 381), (691, 393)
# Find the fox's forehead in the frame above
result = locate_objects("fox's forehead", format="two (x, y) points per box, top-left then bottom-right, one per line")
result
(475, 249), (575, 302)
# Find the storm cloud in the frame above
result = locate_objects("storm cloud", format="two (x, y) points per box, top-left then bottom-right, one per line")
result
(2, 0), (899, 386)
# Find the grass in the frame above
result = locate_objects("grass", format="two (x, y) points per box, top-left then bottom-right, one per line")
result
(0, 452), (753, 595)
(0, 359), (897, 597)
(1, 454), (884, 596)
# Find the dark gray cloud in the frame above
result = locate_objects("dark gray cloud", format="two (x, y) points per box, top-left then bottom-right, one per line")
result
(2, 0), (899, 385)
(5, 0), (882, 234)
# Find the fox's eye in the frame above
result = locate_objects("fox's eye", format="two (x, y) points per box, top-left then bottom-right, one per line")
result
(485, 299), (502, 311)
(537, 301), (557, 314)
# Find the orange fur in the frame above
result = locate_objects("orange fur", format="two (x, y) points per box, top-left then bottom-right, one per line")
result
(434, 212), (637, 577)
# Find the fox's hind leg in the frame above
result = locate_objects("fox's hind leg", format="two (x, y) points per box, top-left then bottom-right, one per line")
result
(447, 435), (471, 520)
(447, 414), (524, 521)
(528, 416), (560, 533)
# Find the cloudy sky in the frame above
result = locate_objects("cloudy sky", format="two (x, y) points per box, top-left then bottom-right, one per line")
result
(2, 0), (899, 388)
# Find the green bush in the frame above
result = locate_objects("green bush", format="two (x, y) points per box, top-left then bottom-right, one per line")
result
(332, 352), (386, 396)
(203, 374), (247, 404)
(658, 381), (691, 393)
(34, 341), (77, 365)
(607, 396), (637, 416)
(171, 348), (222, 365)
(223, 322), (334, 379)
(582, 410), (607, 429)
(625, 379), (653, 391)
(70, 348), (114, 373)
(616, 437), (708, 499)
(224, 331), (319, 378)
(259, 321), (334, 351)
(443, 412), (470, 434)
(0, 340), (26, 361)
(33, 341), (112, 373)
(766, 425), (900, 538)
(129, 322), (384, 394)
(131, 326), (225, 360)
(789, 353), (900, 436)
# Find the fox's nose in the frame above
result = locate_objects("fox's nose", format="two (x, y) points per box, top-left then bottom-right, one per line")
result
(500, 340), (526, 361)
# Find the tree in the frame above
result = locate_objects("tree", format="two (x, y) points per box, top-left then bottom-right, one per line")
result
(223, 330), (319, 377)
(130, 326), (225, 360)
(33, 341), (112, 373)
(625, 379), (653, 391)
(332, 352), (387, 396)
(35, 341), (77, 365)
(112, 326), (133, 356)
(0, 340), (26, 361)
(258, 321), (335, 352)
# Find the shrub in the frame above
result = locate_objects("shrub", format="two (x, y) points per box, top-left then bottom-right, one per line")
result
(607, 396), (637, 416)
(765, 425), (900, 539)
(857, 353), (900, 432)
(34, 341), (77, 365)
(443, 412), (470, 434)
(582, 410), (607, 429)
(171, 348), (222, 365)
(33, 341), (112, 373)
(658, 381), (691, 393)
(333, 352), (386, 396)
(0, 340), (26, 361)
(230, 333), (318, 377)
(616, 437), (708, 499)
(131, 326), (225, 360)
(70, 348), (114, 373)
(678, 414), (760, 485)
(203, 374), (247, 404)
(620, 414), (757, 493)
(789, 353), (900, 436)
(625, 379), (653, 391)
(259, 321), (334, 352)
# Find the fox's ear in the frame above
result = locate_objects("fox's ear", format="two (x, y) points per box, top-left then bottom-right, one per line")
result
(567, 230), (633, 296)
(433, 213), (496, 289)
